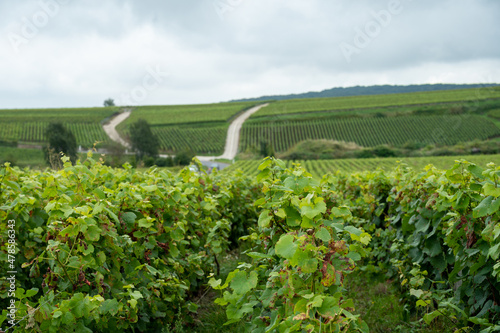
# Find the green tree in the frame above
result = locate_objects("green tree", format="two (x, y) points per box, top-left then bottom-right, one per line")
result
(104, 98), (115, 107)
(129, 119), (159, 160)
(44, 122), (78, 167)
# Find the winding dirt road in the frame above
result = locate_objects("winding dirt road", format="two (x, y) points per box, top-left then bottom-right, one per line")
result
(196, 103), (268, 161)
(103, 104), (268, 161)
(102, 108), (132, 148)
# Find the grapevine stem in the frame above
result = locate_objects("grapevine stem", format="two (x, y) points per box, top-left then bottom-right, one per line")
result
(53, 251), (76, 287)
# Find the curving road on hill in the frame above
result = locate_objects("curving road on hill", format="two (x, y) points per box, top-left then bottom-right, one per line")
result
(102, 108), (132, 148)
(103, 104), (269, 161)
(196, 103), (268, 161)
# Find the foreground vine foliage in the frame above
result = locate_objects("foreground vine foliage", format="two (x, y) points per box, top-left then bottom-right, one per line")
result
(329, 160), (500, 332)
(0, 153), (259, 332)
(2, 154), (500, 332)
(210, 158), (370, 332)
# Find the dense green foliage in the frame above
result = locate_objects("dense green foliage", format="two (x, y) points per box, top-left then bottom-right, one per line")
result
(44, 123), (78, 165)
(253, 87), (500, 117)
(210, 159), (370, 332)
(328, 160), (500, 331)
(0, 155), (260, 332)
(129, 119), (160, 159)
(241, 115), (500, 153)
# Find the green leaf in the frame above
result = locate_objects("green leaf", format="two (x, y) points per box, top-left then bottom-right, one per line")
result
(138, 218), (153, 228)
(258, 210), (272, 228)
(301, 199), (326, 219)
(423, 310), (441, 324)
(415, 216), (430, 234)
(331, 206), (351, 218)
(315, 227), (331, 242)
(25, 288), (38, 298)
(488, 198), (500, 216)
(474, 196), (494, 218)
(231, 271), (258, 295)
(100, 299), (119, 315)
(69, 293), (85, 318)
(409, 288), (424, 299)
(344, 226), (362, 237)
(93, 188), (106, 200)
(488, 242), (500, 260)
(143, 185), (158, 192)
(484, 183), (500, 198)
(61, 311), (75, 325)
(258, 158), (272, 171)
(416, 300), (431, 307)
(285, 206), (301, 227)
(275, 234), (297, 259)
(318, 296), (341, 317)
(346, 252), (361, 261)
(468, 165), (485, 180)
(246, 252), (273, 260)
(85, 225), (101, 242)
(121, 212), (137, 225)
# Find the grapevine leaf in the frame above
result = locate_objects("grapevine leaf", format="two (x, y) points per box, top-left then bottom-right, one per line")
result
(121, 212), (137, 225)
(258, 210), (272, 228)
(409, 288), (424, 299)
(285, 206), (301, 227)
(275, 234), (297, 259)
(488, 198), (500, 216)
(230, 271), (258, 295)
(85, 225), (101, 242)
(331, 206), (351, 218)
(468, 165), (485, 180)
(315, 227), (331, 242)
(488, 242), (500, 260)
(344, 226), (362, 237)
(69, 293), (85, 318)
(300, 197), (326, 219)
(318, 296), (341, 317)
(346, 252), (361, 261)
(484, 183), (500, 198)
(423, 310), (441, 324)
(473, 196), (494, 218)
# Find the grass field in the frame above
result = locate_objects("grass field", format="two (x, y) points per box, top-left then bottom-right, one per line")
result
(241, 115), (500, 152)
(253, 87), (500, 118)
(0, 146), (45, 167)
(223, 154), (500, 178)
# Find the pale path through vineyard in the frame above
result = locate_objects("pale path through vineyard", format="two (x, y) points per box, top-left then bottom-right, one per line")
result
(102, 104), (268, 160)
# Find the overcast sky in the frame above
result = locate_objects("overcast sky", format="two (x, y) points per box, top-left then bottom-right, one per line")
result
(1, 0), (499, 109)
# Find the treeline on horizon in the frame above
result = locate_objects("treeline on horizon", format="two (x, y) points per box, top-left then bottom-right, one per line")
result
(231, 83), (500, 102)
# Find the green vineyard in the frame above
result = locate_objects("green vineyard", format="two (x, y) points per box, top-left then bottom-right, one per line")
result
(151, 125), (227, 155)
(0, 107), (118, 123)
(117, 102), (258, 154)
(2, 156), (499, 331)
(0, 122), (110, 147)
(122, 102), (257, 126)
(240, 115), (500, 152)
(253, 87), (500, 118)
(0, 107), (118, 147)
(224, 154), (500, 178)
